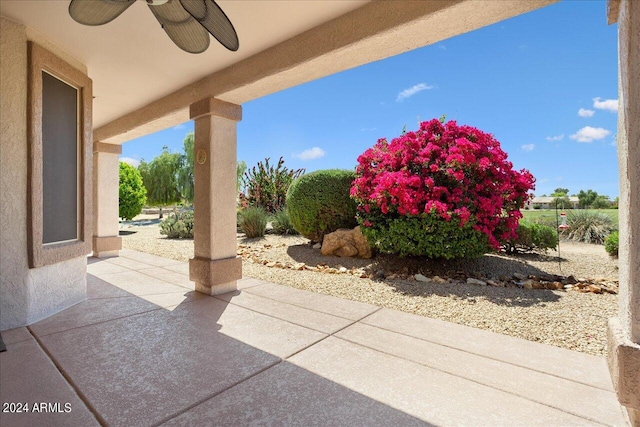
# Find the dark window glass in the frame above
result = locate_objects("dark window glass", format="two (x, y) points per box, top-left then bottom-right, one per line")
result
(42, 71), (78, 244)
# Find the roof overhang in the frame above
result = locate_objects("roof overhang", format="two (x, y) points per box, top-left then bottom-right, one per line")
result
(1, 0), (558, 144)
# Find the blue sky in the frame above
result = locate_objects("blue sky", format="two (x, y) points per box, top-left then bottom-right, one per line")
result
(121, 0), (620, 198)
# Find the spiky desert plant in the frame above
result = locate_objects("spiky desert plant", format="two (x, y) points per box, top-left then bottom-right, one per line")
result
(238, 207), (268, 238)
(564, 210), (615, 244)
(243, 157), (304, 213)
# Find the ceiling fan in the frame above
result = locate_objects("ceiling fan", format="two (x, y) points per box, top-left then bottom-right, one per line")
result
(68, 0), (239, 54)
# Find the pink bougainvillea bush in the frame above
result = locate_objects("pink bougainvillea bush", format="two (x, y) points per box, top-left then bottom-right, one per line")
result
(351, 118), (535, 259)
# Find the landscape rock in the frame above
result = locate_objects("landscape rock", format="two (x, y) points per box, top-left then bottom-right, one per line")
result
(432, 276), (447, 284)
(564, 275), (578, 285)
(321, 227), (372, 258)
(312, 243), (322, 249)
(587, 284), (602, 294)
(334, 244), (358, 258)
(415, 274), (429, 283)
(513, 272), (526, 280)
(467, 278), (487, 286)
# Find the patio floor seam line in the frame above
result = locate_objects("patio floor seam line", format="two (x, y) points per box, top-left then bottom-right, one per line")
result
(95, 262), (192, 288)
(241, 284), (377, 321)
(283, 307), (384, 360)
(211, 296), (339, 335)
(26, 326), (107, 427)
(152, 359), (283, 427)
(88, 291), (196, 301)
(359, 320), (615, 393)
(330, 334), (612, 426)
(30, 301), (185, 339)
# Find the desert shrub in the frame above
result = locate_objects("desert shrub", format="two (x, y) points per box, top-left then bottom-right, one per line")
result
(564, 210), (615, 244)
(243, 157), (304, 213)
(351, 118), (535, 259)
(286, 169), (357, 242)
(159, 209), (193, 238)
(363, 212), (489, 259)
(605, 231), (619, 257)
(270, 209), (298, 235)
(238, 207), (268, 238)
(119, 162), (147, 220)
(504, 221), (558, 253)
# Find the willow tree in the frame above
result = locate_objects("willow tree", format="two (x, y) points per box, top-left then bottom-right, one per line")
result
(177, 132), (195, 204)
(138, 146), (182, 218)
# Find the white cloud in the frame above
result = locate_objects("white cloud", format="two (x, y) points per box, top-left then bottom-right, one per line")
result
(546, 134), (564, 142)
(593, 97), (618, 112)
(173, 123), (187, 130)
(396, 83), (434, 102)
(578, 108), (595, 117)
(521, 144), (535, 152)
(570, 126), (611, 143)
(293, 147), (325, 161)
(119, 156), (140, 167)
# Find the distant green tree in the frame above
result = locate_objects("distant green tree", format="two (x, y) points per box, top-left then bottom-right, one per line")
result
(119, 162), (147, 220)
(550, 188), (571, 210)
(138, 146), (183, 218)
(552, 196), (572, 210)
(592, 195), (611, 209)
(551, 188), (570, 197)
(577, 189), (598, 209)
(177, 133), (195, 204)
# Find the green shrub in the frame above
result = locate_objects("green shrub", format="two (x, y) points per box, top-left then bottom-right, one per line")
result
(286, 169), (357, 242)
(159, 209), (194, 238)
(238, 207), (268, 238)
(605, 231), (619, 257)
(361, 212), (489, 259)
(119, 162), (147, 220)
(504, 221), (558, 253)
(565, 210), (615, 244)
(243, 157), (304, 213)
(270, 209), (298, 235)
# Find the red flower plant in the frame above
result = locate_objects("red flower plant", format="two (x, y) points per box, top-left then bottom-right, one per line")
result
(351, 119), (535, 250)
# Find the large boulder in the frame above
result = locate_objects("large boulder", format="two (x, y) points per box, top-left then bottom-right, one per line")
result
(321, 226), (372, 258)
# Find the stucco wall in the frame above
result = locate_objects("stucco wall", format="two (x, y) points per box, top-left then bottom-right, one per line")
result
(0, 17), (87, 330)
(617, 0), (640, 344)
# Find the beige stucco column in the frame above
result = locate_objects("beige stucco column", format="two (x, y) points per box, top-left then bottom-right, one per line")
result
(189, 98), (242, 295)
(92, 141), (122, 258)
(607, 1), (640, 425)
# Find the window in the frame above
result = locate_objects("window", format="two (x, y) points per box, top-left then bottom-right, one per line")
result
(28, 42), (92, 268)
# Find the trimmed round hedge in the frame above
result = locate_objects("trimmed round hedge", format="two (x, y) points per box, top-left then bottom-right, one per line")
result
(286, 169), (357, 242)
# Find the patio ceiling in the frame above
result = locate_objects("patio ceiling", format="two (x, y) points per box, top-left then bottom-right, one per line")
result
(0, 0), (556, 143)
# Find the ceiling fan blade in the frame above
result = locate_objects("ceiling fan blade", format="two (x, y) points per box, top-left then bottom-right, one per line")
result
(180, 0), (239, 51)
(69, 0), (135, 26)
(148, 1), (210, 54)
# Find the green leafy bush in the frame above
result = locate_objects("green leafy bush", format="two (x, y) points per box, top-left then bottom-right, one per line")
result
(243, 157), (304, 213)
(270, 209), (298, 235)
(238, 207), (268, 238)
(605, 231), (619, 257)
(361, 212), (489, 259)
(159, 209), (194, 238)
(119, 162), (147, 220)
(286, 169), (357, 242)
(565, 210), (615, 244)
(504, 221), (558, 253)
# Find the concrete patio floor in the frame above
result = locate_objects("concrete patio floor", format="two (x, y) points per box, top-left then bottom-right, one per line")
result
(0, 249), (630, 426)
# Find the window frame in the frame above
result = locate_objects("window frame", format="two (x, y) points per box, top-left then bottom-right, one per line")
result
(27, 42), (92, 268)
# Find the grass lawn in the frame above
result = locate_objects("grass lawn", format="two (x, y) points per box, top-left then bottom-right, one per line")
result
(522, 209), (619, 227)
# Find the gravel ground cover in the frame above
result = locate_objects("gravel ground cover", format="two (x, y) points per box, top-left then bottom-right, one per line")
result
(121, 216), (618, 356)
